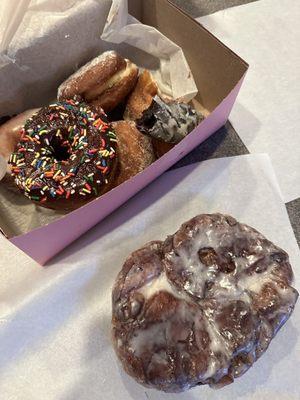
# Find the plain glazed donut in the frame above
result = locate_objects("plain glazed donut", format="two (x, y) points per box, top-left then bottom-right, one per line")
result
(9, 97), (118, 211)
(58, 51), (139, 113)
(111, 121), (155, 187)
(112, 214), (298, 392)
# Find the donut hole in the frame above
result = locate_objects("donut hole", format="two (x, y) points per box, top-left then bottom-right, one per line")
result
(140, 113), (157, 130)
(49, 132), (72, 161)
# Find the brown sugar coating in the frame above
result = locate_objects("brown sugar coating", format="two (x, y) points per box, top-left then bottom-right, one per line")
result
(124, 70), (158, 121)
(112, 121), (155, 187)
(58, 51), (138, 112)
(123, 71), (174, 158)
(112, 214), (298, 392)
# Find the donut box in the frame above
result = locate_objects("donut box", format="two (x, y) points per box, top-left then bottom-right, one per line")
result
(2, 0), (248, 264)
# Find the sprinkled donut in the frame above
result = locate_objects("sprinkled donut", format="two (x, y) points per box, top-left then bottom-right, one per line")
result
(9, 97), (117, 210)
(112, 214), (298, 392)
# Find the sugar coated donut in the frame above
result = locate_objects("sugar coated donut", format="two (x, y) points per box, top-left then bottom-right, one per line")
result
(124, 70), (158, 121)
(112, 121), (155, 187)
(58, 51), (138, 113)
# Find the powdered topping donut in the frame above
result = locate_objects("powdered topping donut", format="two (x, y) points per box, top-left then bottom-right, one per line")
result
(9, 98), (117, 210)
(112, 214), (298, 392)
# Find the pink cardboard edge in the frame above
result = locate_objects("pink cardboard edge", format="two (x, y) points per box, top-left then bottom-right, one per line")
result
(9, 73), (246, 265)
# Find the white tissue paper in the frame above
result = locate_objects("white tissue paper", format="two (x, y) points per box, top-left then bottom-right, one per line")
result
(102, 0), (198, 101)
(198, 0), (300, 202)
(0, 0), (197, 117)
(0, 154), (299, 400)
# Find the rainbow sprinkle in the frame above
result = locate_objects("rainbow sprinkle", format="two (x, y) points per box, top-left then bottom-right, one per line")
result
(9, 97), (117, 206)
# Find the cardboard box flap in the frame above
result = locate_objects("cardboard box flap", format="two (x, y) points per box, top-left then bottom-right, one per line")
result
(2, 0), (249, 264)
(137, 0), (248, 111)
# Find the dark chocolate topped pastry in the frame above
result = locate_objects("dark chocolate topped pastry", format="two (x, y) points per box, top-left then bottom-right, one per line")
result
(136, 95), (203, 144)
(9, 97), (117, 211)
(112, 214), (298, 392)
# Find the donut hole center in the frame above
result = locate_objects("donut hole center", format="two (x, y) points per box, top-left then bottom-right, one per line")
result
(141, 114), (157, 129)
(50, 133), (71, 161)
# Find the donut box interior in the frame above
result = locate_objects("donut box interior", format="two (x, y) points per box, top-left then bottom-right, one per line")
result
(3, 0), (248, 265)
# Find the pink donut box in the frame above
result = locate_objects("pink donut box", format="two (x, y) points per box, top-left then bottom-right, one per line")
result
(4, 0), (248, 265)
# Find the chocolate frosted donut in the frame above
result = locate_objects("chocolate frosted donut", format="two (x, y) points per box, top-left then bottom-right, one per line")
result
(9, 98), (117, 211)
(136, 95), (203, 144)
(112, 214), (298, 392)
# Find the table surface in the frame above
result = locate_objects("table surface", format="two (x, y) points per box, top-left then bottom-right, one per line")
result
(170, 0), (300, 247)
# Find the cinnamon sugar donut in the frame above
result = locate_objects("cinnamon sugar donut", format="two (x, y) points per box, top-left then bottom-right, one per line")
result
(124, 70), (158, 121)
(112, 121), (155, 187)
(58, 51), (139, 113)
(9, 98), (117, 211)
(112, 214), (298, 392)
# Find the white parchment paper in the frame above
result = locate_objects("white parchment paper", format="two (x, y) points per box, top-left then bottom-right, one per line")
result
(0, 154), (299, 400)
(0, 0), (197, 118)
(198, 0), (300, 202)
